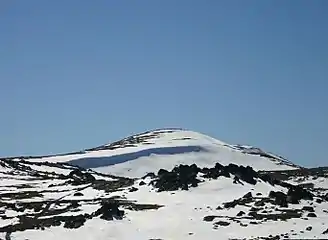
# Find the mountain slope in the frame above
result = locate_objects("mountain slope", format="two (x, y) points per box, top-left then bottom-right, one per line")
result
(21, 128), (299, 178)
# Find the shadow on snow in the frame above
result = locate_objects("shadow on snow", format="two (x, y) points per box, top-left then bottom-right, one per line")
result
(67, 145), (208, 169)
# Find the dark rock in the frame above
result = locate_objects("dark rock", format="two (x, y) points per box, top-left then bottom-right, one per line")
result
(73, 192), (84, 197)
(223, 194), (253, 209)
(129, 187), (138, 192)
(152, 164), (201, 191)
(316, 198), (323, 203)
(306, 226), (312, 231)
(233, 176), (243, 185)
(203, 215), (217, 222)
(214, 221), (230, 226)
(297, 183), (314, 189)
(248, 210), (302, 221)
(254, 200), (266, 207)
(224, 200), (239, 208)
(237, 211), (245, 216)
(302, 206), (314, 212)
(323, 228), (328, 234)
(269, 191), (288, 207)
(94, 201), (125, 221)
(202, 163), (227, 179)
(287, 186), (313, 204)
(250, 207), (263, 212)
(226, 164), (257, 185)
(139, 181), (146, 186)
(142, 172), (156, 179)
(158, 169), (169, 176)
(243, 192), (253, 199)
(256, 193), (262, 196)
(307, 213), (317, 218)
(68, 169), (95, 184)
(63, 215), (87, 229)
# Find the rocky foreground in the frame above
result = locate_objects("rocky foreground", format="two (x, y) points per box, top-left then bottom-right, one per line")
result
(0, 158), (328, 240)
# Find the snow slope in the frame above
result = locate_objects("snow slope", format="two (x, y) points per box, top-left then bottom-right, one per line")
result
(20, 128), (298, 178)
(1, 158), (328, 240)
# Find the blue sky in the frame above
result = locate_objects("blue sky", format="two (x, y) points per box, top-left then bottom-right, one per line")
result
(0, 1), (327, 167)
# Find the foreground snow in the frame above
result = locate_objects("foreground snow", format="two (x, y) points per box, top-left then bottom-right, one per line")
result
(1, 157), (328, 240)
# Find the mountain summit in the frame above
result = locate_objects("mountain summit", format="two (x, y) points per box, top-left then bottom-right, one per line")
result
(25, 128), (298, 177)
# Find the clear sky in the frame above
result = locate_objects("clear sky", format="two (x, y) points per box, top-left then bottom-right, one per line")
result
(0, 1), (327, 167)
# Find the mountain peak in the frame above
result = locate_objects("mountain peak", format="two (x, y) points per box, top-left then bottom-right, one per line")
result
(20, 128), (299, 178)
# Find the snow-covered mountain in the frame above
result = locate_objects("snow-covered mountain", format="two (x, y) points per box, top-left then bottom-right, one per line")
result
(20, 128), (299, 178)
(1, 128), (328, 240)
